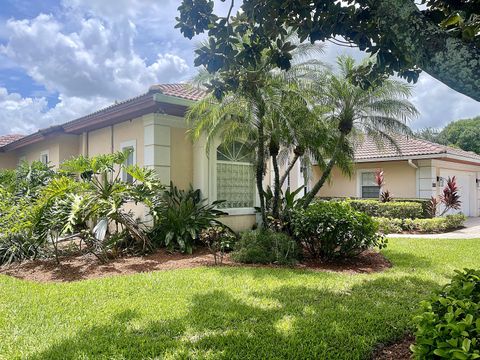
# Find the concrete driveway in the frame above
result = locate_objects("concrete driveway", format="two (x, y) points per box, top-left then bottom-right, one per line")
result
(387, 217), (480, 239)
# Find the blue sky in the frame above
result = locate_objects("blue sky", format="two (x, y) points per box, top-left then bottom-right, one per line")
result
(0, 0), (479, 136)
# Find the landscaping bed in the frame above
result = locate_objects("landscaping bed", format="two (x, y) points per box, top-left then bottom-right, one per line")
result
(0, 247), (391, 283)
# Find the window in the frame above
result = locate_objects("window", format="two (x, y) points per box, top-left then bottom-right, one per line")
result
(216, 142), (255, 209)
(121, 140), (136, 183)
(361, 172), (380, 198)
(39, 151), (49, 165)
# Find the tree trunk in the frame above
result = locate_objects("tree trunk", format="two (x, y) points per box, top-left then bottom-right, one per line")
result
(256, 121), (267, 226)
(302, 134), (345, 208)
(372, 0), (480, 102)
(271, 143), (281, 220)
(279, 152), (300, 188)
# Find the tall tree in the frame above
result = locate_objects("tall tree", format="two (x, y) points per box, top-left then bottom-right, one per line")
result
(301, 56), (419, 207)
(177, 0), (480, 102)
(437, 116), (480, 154)
(186, 36), (330, 223)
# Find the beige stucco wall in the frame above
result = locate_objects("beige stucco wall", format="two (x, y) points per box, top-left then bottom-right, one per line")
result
(170, 127), (193, 190)
(0, 152), (18, 169)
(314, 160), (418, 199)
(114, 117), (145, 167)
(15, 134), (79, 168)
(220, 214), (256, 232)
(88, 127), (112, 157)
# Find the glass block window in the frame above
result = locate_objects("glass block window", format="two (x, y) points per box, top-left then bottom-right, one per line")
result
(361, 172), (380, 199)
(216, 142), (255, 209)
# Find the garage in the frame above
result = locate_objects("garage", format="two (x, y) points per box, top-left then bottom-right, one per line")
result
(439, 169), (477, 216)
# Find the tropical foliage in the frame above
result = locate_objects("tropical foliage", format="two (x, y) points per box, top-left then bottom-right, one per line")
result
(0, 151), (231, 265)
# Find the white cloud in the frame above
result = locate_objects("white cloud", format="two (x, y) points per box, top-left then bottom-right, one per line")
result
(1, 14), (189, 99)
(0, 2), (193, 135)
(0, 87), (111, 135)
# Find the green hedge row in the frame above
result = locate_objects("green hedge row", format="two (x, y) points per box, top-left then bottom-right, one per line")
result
(375, 214), (466, 234)
(348, 199), (425, 219)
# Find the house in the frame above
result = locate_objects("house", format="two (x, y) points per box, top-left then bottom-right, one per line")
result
(0, 84), (478, 228)
(312, 136), (480, 216)
(0, 84), (258, 231)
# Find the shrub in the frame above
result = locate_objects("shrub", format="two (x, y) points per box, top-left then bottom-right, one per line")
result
(375, 217), (403, 234)
(397, 198), (432, 218)
(231, 230), (299, 265)
(375, 214), (466, 234)
(414, 214), (467, 233)
(292, 201), (386, 260)
(411, 269), (480, 359)
(348, 199), (380, 216)
(151, 184), (227, 254)
(199, 226), (236, 264)
(378, 201), (423, 219)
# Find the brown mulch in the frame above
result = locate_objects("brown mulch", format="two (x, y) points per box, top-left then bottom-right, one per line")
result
(0, 249), (391, 283)
(372, 334), (414, 360)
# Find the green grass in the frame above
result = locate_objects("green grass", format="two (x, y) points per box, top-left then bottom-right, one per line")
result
(1, 238), (479, 360)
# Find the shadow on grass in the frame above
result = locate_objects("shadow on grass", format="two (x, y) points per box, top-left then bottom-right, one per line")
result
(30, 275), (439, 360)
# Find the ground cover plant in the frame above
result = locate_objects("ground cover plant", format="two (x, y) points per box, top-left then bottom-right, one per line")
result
(1, 238), (479, 359)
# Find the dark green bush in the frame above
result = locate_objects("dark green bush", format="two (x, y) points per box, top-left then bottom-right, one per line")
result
(349, 199), (425, 219)
(396, 198), (431, 218)
(231, 230), (299, 265)
(378, 202), (423, 219)
(348, 199), (380, 216)
(411, 269), (480, 359)
(292, 201), (386, 260)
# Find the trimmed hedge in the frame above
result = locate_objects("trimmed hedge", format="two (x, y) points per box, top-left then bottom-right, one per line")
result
(375, 214), (466, 234)
(349, 199), (424, 219)
(411, 269), (480, 359)
(292, 201), (386, 260)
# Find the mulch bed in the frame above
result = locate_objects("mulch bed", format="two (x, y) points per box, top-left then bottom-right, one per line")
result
(372, 334), (414, 360)
(0, 249), (391, 283)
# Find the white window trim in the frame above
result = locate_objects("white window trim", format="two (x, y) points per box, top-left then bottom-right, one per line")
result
(210, 138), (259, 213)
(39, 150), (49, 164)
(356, 168), (381, 198)
(120, 140), (137, 182)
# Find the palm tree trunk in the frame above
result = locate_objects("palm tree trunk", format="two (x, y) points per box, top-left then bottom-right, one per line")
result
(256, 121), (267, 226)
(271, 147), (281, 220)
(279, 152), (300, 188)
(303, 134), (345, 208)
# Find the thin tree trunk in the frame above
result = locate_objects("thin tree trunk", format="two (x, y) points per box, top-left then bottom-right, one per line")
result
(256, 121), (267, 226)
(271, 148), (281, 220)
(279, 152), (300, 188)
(303, 134), (345, 208)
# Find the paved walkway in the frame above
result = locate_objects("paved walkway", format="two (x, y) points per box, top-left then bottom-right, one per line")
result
(387, 217), (480, 239)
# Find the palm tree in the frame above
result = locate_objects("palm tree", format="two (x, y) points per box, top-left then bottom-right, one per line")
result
(187, 34), (326, 224)
(302, 56), (419, 207)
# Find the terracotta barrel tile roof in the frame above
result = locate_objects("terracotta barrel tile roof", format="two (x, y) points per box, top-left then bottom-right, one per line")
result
(0, 134), (24, 147)
(149, 83), (206, 101)
(355, 136), (480, 162)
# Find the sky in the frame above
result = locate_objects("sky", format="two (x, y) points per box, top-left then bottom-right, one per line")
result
(0, 0), (479, 136)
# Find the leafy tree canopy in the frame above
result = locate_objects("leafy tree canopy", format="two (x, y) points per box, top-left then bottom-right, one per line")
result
(176, 0), (480, 102)
(437, 116), (480, 154)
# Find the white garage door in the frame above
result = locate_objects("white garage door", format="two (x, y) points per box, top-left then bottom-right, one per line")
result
(439, 170), (473, 216)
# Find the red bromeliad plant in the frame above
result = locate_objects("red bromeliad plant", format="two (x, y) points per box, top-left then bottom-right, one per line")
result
(439, 176), (462, 216)
(374, 169), (385, 188)
(375, 169), (393, 202)
(426, 196), (439, 218)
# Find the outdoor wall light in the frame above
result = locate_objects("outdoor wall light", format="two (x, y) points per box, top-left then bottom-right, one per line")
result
(477, 178), (480, 187)
(437, 176), (445, 187)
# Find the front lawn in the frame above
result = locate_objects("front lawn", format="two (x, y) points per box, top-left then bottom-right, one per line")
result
(1, 238), (479, 360)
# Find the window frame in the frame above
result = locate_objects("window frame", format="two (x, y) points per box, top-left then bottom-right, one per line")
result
(357, 169), (381, 199)
(39, 150), (49, 165)
(120, 140), (137, 183)
(212, 140), (258, 214)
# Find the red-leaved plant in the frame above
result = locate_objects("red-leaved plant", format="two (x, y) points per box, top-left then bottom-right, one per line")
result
(426, 196), (439, 218)
(374, 169), (385, 188)
(439, 176), (462, 215)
